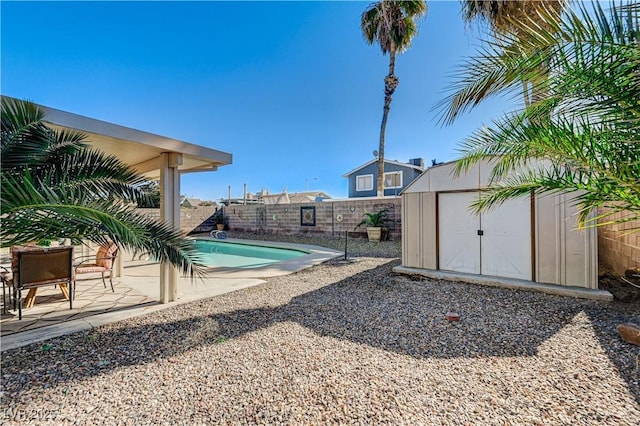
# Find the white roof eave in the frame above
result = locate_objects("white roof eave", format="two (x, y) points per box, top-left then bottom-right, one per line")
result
(40, 103), (232, 177)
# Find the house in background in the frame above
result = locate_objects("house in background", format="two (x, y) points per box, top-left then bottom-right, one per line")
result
(262, 191), (331, 205)
(343, 158), (425, 198)
(181, 197), (202, 208)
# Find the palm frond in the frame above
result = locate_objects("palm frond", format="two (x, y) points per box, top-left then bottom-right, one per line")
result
(440, 1), (639, 124)
(1, 173), (204, 276)
(1, 97), (86, 170)
(444, 1), (639, 231)
(1, 98), (203, 275)
(361, 0), (427, 54)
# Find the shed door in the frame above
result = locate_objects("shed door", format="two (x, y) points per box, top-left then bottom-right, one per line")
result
(438, 192), (481, 274)
(438, 192), (531, 280)
(481, 197), (531, 280)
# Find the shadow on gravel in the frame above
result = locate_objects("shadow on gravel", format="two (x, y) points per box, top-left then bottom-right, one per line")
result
(2, 259), (638, 403)
(580, 303), (640, 405)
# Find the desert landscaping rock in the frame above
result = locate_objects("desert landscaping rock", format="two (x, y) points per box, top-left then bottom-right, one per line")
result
(1, 234), (639, 425)
(617, 323), (640, 346)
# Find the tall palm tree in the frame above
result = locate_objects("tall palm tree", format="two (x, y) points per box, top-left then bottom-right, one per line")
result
(361, 0), (427, 197)
(461, 0), (566, 35)
(1, 97), (203, 275)
(460, 0), (566, 107)
(438, 1), (640, 229)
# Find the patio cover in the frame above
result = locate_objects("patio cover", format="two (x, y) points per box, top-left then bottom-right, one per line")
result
(29, 100), (232, 303)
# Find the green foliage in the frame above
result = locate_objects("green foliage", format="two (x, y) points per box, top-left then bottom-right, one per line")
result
(361, 0), (427, 55)
(213, 211), (225, 225)
(0, 97), (204, 275)
(36, 238), (52, 247)
(355, 208), (391, 230)
(460, 0), (566, 38)
(137, 181), (161, 208)
(438, 1), (640, 230)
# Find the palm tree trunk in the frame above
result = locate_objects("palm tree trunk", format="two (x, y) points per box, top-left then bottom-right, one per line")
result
(377, 50), (398, 197)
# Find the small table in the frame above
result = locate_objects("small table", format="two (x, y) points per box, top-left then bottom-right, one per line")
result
(23, 284), (70, 308)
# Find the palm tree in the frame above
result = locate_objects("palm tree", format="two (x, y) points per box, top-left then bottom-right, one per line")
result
(459, 0), (566, 107)
(461, 0), (566, 35)
(438, 1), (640, 229)
(361, 0), (427, 197)
(1, 97), (203, 275)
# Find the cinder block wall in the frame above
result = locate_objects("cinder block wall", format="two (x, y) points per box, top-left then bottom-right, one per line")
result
(598, 209), (640, 275)
(136, 200), (402, 240)
(223, 199), (402, 240)
(137, 206), (217, 235)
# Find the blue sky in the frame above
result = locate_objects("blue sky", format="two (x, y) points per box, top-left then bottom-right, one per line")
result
(2, 1), (515, 200)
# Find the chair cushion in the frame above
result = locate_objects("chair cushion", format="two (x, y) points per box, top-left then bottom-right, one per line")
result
(95, 243), (117, 269)
(1, 271), (13, 284)
(76, 264), (107, 273)
(95, 247), (111, 268)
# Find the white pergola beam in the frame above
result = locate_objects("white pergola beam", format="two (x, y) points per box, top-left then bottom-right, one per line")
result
(132, 157), (163, 174)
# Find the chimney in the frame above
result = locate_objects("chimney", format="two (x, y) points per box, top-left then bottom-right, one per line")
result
(408, 158), (425, 169)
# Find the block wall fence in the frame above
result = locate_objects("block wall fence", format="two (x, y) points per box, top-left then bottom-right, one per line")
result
(137, 198), (402, 240)
(136, 206), (218, 235)
(136, 201), (638, 275)
(221, 199), (402, 240)
(597, 210), (640, 275)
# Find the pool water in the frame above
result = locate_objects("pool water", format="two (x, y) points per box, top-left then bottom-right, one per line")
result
(194, 240), (308, 268)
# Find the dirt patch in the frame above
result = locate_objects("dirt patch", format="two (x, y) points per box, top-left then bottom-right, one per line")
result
(599, 272), (640, 303)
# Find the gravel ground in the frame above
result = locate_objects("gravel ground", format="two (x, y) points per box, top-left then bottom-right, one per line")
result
(1, 234), (639, 425)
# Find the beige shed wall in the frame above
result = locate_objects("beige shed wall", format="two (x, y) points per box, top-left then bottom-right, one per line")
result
(401, 160), (598, 290)
(402, 192), (437, 269)
(535, 194), (598, 289)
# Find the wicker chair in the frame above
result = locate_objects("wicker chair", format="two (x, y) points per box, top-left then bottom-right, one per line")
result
(74, 242), (118, 294)
(3, 246), (75, 320)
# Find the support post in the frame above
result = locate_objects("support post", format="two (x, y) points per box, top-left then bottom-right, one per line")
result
(159, 152), (182, 303)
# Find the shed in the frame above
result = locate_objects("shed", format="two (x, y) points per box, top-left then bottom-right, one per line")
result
(397, 159), (600, 295)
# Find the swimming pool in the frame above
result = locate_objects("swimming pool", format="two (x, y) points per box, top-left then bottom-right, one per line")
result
(194, 239), (308, 269)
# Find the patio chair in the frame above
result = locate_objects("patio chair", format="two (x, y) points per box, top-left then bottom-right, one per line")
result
(74, 242), (118, 294)
(10, 245), (75, 320)
(1, 266), (13, 314)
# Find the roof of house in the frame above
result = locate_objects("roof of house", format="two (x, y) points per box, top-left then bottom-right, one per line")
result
(342, 158), (424, 178)
(181, 197), (202, 207)
(262, 191), (331, 205)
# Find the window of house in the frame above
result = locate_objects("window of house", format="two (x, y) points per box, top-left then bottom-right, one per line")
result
(384, 171), (403, 189)
(356, 174), (374, 191)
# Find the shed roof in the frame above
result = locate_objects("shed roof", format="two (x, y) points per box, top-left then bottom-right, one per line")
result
(401, 158), (544, 194)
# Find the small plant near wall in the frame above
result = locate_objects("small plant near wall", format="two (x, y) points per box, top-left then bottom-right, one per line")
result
(355, 208), (391, 242)
(214, 212), (226, 231)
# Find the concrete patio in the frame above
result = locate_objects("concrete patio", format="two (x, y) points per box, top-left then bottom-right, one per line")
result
(0, 240), (343, 351)
(0, 264), (266, 351)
